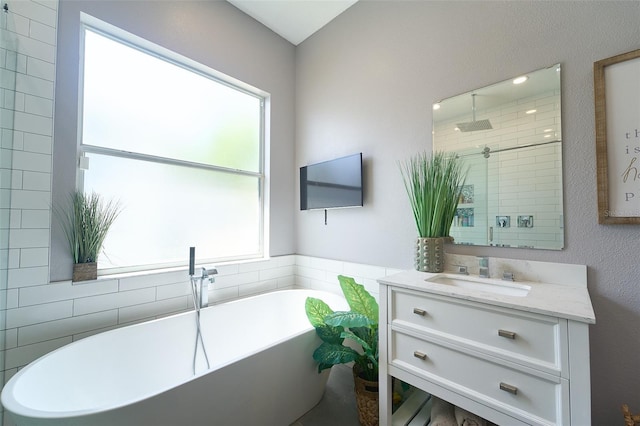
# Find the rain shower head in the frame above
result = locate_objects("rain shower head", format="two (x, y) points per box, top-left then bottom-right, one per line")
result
(456, 119), (493, 132)
(456, 94), (493, 132)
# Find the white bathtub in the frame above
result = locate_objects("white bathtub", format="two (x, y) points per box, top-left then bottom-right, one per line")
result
(1, 289), (348, 426)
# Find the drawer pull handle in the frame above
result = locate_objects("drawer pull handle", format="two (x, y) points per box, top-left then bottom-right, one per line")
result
(498, 329), (516, 339)
(499, 382), (518, 395)
(413, 308), (427, 316)
(413, 351), (427, 360)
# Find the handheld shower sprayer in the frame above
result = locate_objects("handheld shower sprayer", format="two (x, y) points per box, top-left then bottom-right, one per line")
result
(189, 247), (195, 276)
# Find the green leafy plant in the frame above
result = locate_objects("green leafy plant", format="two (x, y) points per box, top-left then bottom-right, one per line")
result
(305, 275), (379, 381)
(399, 151), (467, 238)
(56, 191), (122, 264)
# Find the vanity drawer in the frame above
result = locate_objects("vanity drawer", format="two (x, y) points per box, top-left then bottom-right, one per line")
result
(391, 288), (562, 372)
(391, 330), (568, 425)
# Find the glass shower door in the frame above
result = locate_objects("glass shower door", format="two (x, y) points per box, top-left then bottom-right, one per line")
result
(449, 147), (489, 246)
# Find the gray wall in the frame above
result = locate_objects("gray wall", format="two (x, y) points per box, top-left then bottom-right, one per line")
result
(51, 0), (296, 280)
(295, 1), (640, 424)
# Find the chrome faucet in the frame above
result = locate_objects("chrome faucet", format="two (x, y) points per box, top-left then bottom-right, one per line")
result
(478, 257), (489, 278)
(198, 267), (217, 308)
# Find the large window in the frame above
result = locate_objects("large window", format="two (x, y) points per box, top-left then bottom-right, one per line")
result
(79, 23), (266, 273)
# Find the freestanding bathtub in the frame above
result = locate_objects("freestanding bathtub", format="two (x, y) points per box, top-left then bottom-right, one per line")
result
(1, 289), (348, 426)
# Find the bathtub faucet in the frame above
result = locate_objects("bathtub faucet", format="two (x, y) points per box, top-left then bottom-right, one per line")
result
(198, 267), (217, 308)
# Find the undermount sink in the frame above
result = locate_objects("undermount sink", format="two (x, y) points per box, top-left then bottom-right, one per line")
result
(425, 273), (531, 297)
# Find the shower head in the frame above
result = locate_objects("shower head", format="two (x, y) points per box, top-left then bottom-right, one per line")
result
(456, 119), (493, 132)
(456, 93), (493, 132)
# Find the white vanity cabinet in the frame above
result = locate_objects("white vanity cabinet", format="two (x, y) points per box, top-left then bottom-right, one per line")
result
(378, 267), (595, 426)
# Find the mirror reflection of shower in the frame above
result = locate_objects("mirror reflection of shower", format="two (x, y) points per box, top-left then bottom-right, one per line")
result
(434, 64), (564, 250)
(456, 94), (493, 132)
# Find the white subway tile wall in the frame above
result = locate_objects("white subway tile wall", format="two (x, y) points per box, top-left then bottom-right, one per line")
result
(294, 255), (402, 299)
(1, 2), (58, 424)
(1, 254), (395, 382)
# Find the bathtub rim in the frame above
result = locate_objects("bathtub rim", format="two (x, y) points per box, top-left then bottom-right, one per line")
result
(1, 288), (347, 421)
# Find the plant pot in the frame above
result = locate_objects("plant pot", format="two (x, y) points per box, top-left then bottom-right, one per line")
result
(73, 262), (97, 282)
(353, 365), (379, 426)
(415, 237), (449, 273)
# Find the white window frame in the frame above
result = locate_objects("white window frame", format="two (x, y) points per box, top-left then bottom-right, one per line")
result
(77, 14), (270, 274)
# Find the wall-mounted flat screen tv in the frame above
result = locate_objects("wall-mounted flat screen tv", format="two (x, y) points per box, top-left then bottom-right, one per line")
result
(300, 153), (363, 210)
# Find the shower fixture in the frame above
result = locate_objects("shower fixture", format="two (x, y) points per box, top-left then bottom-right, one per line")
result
(456, 94), (493, 132)
(480, 139), (560, 159)
(188, 247), (217, 375)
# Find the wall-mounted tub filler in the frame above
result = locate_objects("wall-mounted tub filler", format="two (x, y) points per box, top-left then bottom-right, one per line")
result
(188, 247), (218, 309)
(188, 247), (218, 375)
(197, 267), (217, 309)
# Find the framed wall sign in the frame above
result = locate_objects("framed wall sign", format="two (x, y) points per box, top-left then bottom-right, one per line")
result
(594, 48), (640, 224)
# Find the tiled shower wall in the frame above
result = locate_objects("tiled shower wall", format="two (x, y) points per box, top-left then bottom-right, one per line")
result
(0, 0), (58, 393)
(0, 2), (58, 424)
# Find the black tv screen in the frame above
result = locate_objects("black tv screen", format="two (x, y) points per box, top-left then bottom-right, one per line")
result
(300, 153), (363, 210)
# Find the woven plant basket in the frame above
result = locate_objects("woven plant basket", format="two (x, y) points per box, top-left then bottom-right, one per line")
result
(73, 262), (97, 282)
(353, 365), (378, 426)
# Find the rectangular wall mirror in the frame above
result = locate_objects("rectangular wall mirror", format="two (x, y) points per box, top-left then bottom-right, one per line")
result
(433, 64), (564, 250)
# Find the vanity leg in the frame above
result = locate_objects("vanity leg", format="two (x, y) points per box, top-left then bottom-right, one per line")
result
(568, 321), (591, 425)
(379, 286), (392, 425)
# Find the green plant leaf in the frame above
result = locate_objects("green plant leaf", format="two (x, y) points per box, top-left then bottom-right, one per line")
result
(340, 330), (372, 354)
(317, 362), (334, 373)
(305, 275), (380, 379)
(350, 326), (377, 348)
(344, 327), (378, 367)
(315, 324), (344, 344)
(305, 297), (334, 328)
(53, 191), (122, 264)
(324, 311), (372, 329)
(337, 275), (379, 324)
(312, 342), (360, 367)
(354, 359), (379, 381)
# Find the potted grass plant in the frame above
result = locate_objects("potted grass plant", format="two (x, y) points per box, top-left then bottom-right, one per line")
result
(56, 191), (122, 282)
(305, 275), (379, 426)
(400, 151), (467, 272)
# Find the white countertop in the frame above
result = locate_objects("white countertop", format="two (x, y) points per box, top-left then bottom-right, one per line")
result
(378, 270), (596, 324)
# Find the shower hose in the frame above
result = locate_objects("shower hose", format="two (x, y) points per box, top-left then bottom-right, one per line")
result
(189, 276), (211, 375)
